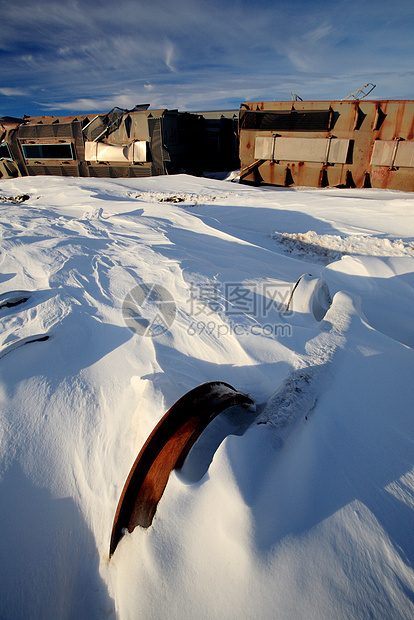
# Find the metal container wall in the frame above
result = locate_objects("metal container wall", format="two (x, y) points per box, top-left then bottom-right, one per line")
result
(238, 100), (414, 191)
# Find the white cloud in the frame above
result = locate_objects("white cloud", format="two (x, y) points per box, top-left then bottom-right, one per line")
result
(39, 92), (148, 112)
(283, 19), (338, 72)
(304, 23), (336, 45)
(165, 40), (177, 73)
(39, 97), (121, 112)
(0, 87), (28, 97)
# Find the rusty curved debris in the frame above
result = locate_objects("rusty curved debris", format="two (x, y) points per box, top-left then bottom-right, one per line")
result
(110, 381), (254, 556)
(286, 273), (312, 312)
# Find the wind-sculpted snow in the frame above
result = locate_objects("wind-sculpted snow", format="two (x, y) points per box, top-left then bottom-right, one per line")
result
(273, 230), (414, 264)
(0, 175), (413, 619)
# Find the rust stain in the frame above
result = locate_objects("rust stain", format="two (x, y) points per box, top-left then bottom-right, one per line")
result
(408, 117), (414, 141)
(109, 381), (254, 556)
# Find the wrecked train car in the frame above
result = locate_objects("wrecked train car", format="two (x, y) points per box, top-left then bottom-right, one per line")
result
(238, 99), (414, 191)
(0, 106), (200, 179)
(3, 99), (413, 190)
(0, 106), (238, 180)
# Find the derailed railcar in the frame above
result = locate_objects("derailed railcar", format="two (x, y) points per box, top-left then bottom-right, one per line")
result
(0, 106), (205, 180)
(238, 99), (414, 191)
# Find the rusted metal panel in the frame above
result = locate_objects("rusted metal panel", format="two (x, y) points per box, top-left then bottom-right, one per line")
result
(255, 136), (350, 164)
(254, 136), (274, 160)
(372, 139), (414, 168)
(239, 99), (414, 191)
(371, 140), (396, 166)
(109, 381), (254, 556)
(395, 141), (414, 167)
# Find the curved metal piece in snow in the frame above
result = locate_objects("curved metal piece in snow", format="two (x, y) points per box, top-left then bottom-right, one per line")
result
(110, 381), (254, 556)
(286, 273), (331, 321)
(286, 273), (312, 312)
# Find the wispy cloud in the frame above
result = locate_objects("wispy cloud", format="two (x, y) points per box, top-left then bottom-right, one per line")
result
(40, 94), (141, 112)
(0, 87), (28, 97)
(165, 40), (177, 73)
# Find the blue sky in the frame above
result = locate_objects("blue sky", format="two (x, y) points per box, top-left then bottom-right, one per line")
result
(1, 0), (413, 118)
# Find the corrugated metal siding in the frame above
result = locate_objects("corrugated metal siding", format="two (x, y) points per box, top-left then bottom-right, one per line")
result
(128, 164), (153, 177)
(18, 123), (75, 139)
(87, 164), (153, 178)
(26, 165), (80, 176)
(241, 109), (331, 131)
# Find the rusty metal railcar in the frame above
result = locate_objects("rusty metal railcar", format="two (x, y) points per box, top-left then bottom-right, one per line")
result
(238, 99), (414, 191)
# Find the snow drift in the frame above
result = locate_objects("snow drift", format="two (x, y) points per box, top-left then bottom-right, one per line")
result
(0, 175), (413, 619)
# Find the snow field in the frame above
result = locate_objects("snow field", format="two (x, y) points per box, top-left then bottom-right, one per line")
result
(0, 174), (413, 619)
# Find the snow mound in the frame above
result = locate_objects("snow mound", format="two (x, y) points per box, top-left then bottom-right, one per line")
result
(127, 190), (237, 204)
(257, 367), (319, 430)
(273, 230), (414, 264)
